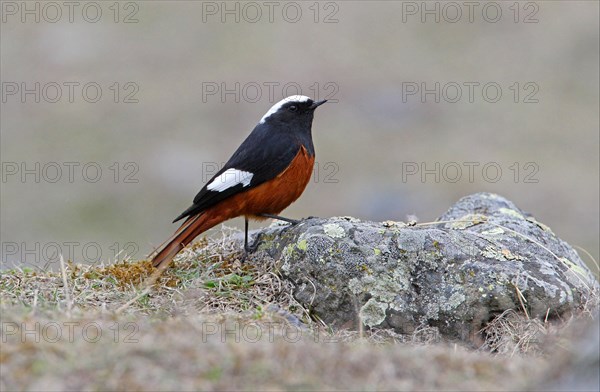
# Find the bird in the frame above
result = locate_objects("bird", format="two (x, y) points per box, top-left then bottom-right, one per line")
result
(149, 95), (327, 269)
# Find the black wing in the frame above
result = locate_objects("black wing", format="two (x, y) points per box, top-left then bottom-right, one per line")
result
(173, 124), (302, 222)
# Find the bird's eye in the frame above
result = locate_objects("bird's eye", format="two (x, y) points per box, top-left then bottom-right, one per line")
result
(288, 105), (298, 112)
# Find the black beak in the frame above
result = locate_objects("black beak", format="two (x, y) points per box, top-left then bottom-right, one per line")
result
(309, 100), (327, 110)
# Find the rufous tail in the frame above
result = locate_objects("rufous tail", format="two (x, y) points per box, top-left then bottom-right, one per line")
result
(150, 210), (224, 269)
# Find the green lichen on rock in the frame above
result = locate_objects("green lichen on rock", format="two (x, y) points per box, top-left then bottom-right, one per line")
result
(481, 245), (526, 262)
(481, 227), (505, 236)
(323, 223), (346, 238)
(296, 239), (308, 251)
(254, 193), (598, 344)
(440, 291), (466, 312)
(359, 298), (388, 327)
(498, 207), (526, 220)
(448, 213), (488, 229)
(348, 268), (409, 304)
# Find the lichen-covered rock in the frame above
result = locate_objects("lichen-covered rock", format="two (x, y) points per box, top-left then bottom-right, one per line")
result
(251, 193), (598, 344)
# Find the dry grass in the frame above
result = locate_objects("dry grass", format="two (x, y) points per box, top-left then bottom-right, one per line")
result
(479, 309), (546, 356)
(1, 228), (598, 391)
(0, 307), (542, 391)
(0, 228), (305, 319)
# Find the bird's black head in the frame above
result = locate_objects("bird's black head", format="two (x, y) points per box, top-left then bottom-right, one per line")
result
(259, 95), (327, 129)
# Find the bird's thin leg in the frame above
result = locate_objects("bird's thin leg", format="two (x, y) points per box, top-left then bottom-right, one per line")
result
(244, 213), (303, 256)
(258, 213), (300, 225)
(244, 217), (249, 250)
(244, 217), (263, 254)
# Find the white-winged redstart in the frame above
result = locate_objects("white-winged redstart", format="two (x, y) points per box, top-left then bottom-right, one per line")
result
(150, 95), (326, 268)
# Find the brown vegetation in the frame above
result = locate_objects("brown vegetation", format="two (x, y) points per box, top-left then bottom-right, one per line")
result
(1, 230), (598, 391)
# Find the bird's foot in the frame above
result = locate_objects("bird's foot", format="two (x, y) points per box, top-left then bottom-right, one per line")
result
(259, 213), (299, 225)
(285, 215), (319, 227)
(243, 232), (264, 255)
(280, 219), (307, 235)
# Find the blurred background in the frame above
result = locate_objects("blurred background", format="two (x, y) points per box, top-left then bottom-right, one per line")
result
(1, 1), (598, 273)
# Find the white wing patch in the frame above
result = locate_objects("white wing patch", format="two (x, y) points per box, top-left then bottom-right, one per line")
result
(207, 168), (254, 192)
(259, 95), (312, 124)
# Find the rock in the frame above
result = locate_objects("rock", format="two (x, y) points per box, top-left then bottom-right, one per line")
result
(251, 193), (598, 344)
